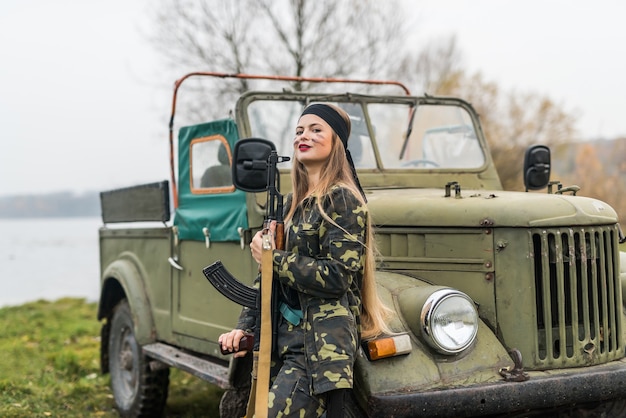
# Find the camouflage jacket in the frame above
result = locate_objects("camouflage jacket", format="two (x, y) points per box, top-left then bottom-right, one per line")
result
(237, 186), (367, 395)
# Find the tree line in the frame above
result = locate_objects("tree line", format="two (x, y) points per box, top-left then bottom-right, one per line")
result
(0, 192), (100, 218)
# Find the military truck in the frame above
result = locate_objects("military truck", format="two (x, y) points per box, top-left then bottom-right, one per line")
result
(98, 72), (626, 417)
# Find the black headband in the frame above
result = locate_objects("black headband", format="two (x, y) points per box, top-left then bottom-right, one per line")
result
(300, 104), (350, 149)
(300, 103), (367, 202)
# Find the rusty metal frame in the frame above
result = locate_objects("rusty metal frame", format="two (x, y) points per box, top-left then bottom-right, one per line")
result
(168, 72), (411, 208)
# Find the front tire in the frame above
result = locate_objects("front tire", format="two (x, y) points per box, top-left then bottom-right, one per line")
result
(108, 299), (169, 417)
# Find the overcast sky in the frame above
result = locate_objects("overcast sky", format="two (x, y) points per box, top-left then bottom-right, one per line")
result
(1, 0), (625, 197)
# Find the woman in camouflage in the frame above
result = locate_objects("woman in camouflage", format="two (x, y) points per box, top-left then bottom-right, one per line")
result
(219, 103), (392, 417)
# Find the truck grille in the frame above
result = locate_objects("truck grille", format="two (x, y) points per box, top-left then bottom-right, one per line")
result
(531, 226), (622, 366)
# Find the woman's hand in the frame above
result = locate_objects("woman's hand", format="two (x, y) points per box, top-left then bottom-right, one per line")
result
(250, 221), (276, 264)
(218, 329), (249, 358)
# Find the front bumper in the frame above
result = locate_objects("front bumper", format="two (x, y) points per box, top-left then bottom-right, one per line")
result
(368, 358), (626, 417)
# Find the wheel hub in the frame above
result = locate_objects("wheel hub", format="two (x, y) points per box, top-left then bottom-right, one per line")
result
(120, 349), (134, 371)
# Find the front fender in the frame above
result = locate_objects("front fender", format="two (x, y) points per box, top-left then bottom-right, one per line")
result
(98, 253), (156, 345)
(355, 271), (513, 401)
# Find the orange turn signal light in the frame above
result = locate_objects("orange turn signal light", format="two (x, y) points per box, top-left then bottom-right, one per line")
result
(364, 333), (412, 361)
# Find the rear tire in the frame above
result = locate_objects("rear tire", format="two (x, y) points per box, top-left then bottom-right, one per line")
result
(108, 299), (169, 417)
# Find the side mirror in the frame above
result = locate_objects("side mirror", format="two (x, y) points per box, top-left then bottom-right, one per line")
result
(523, 145), (551, 191)
(232, 138), (276, 192)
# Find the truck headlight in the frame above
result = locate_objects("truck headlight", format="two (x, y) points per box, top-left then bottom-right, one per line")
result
(421, 289), (478, 354)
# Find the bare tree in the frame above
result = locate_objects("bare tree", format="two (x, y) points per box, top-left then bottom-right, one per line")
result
(394, 35), (465, 95)
(151, 1), (255, 89)
(150, 0), (409, 121)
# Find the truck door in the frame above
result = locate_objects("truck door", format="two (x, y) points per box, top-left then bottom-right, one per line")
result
(171, 119), (257, 353)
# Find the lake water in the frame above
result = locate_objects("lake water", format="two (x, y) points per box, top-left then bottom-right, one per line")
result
(0, 217), (102, 308)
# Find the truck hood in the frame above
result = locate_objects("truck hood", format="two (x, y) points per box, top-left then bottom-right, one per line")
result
(366, 188), (619, 228)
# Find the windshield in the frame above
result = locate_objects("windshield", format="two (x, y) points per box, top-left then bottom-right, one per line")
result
(245, 97), (485, 170)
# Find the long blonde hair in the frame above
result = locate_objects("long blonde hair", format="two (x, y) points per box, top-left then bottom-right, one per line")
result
(286, 104), (393, 339)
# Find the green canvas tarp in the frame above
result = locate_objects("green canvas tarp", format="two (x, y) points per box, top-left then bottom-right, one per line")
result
(173, 119), (249, 242)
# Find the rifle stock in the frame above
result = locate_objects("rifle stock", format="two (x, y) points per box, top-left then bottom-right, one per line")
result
(207, 141), (290, 418)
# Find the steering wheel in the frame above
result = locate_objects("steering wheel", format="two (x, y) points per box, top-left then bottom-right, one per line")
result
(401, 159), (439, 168)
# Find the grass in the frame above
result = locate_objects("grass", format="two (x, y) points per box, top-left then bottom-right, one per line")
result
(0, 298), (223, 418)
(3, 247), (626, 417)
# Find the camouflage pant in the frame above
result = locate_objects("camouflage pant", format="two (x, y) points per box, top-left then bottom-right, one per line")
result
(268, 316), (326, 417)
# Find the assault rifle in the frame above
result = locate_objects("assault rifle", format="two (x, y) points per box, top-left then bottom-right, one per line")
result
(203, 137), (289, 418)
(202, 137), (288, 310)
